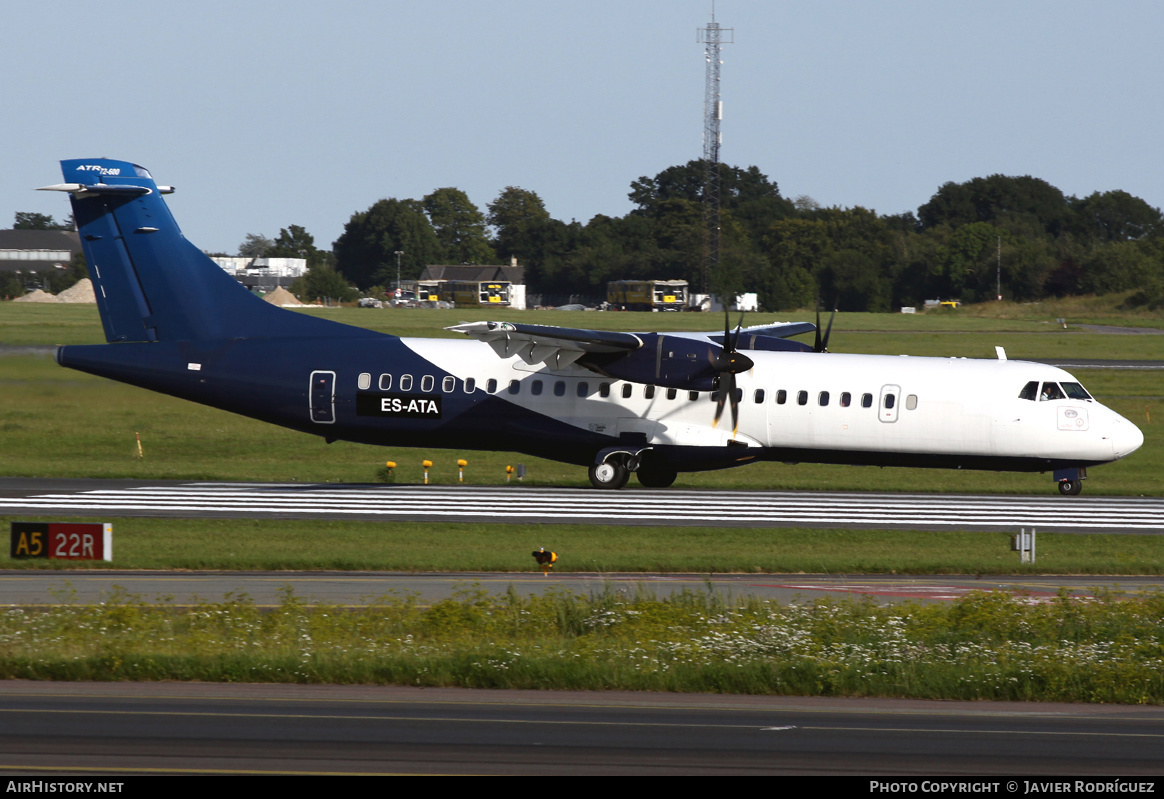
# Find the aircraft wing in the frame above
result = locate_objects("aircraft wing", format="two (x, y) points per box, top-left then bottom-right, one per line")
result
(446, 321), (642, 370)
(665, 321), (818, 346)
(447, 319), (817, 384)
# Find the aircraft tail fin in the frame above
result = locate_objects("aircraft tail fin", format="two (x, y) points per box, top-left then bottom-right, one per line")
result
(43, 158), (346, 343)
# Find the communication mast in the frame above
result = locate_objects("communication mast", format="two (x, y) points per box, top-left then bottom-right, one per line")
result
(698, 7), (733, 295)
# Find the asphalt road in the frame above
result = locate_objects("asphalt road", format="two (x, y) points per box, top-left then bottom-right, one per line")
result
(3, 682), (1163, 776)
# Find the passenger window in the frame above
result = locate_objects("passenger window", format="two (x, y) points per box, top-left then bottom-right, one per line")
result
(1018, 381), (1039, 401)
(577, 382), (589, 397)
(776, 390), (787, 405)
(508, 380), (520, 395)
(861, 393), (873, 408)
(358, 373), (371, 390)
(379, 374), (393, 391)
(644, 385), (655, 400)
(400, 374), (413, 391)
(599, 383), (611, 398)
(884, 394), (896, 409)
(797, 390), (808, 406)
(906, 394), (917, 410)
(754, 389), (765, 403)
(531, 380), (543, 396)
(421, 375), (434, 392)
(442, 376), (455, 393)
(622, 384), (633, 399)
(1040, 382), (1065, 401)
(464, 377), (476, 393)
(840, 392), (851, 407)
(666, 388), (677, 400)
(818, 391), (830, 407)
(486, 378), (497, 394)
(554, 381), (566, 397)
(689, 391), (700, 401)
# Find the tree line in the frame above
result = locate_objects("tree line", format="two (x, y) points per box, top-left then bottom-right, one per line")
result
(310, 161), (1164, 310)
(13, 163), (1164, 310)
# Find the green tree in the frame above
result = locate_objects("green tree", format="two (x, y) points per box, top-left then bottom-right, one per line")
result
(333, 199), (442, 289)
(268, 225), (328, 269)
(1080, 241), (1159, 295)
(238, 233), (273, 258)
(289, 263), (358, 303)
(13, 212), (72, 230)
(423, 188), (496, 264)
(918, 175), (1070, 238)
(487, 186), (551, 263)
(1069, 191), (1163, 243)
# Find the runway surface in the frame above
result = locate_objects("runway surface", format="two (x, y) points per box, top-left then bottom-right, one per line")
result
(2, 682), (1163, 776)
(1, 478), (1161, 533)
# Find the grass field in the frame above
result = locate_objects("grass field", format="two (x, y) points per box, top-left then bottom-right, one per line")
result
(3, 299), (1163, 699)
(1, 298), (1161, 574)
(3, 586), (1162, 703)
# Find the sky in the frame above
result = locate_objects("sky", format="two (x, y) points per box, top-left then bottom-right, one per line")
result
(5, 1), (1164, 255)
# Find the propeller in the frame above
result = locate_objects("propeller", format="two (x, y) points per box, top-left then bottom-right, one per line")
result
(813, 301), (837, 354)
(710, 310), (754, 438)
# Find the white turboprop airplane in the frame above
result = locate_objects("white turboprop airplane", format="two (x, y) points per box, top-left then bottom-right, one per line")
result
(44, 158), (1144, 495)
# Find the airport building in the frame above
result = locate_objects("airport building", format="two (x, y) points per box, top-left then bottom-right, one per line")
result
(0, 229), (82, 290)
(210, 257), (307, 293)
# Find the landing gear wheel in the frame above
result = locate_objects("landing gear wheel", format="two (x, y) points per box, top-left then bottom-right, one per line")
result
(589, 461), (630, 490)
(1058, 479), (1083, 496)
(636, 464), (677, 488)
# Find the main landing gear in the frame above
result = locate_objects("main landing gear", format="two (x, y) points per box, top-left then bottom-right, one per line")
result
(1057, 479), (1084, 496)
(588, 446), (677, 490)
(588, 460), (630, 490)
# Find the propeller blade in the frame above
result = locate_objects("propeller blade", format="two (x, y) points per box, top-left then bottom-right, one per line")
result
(709, 309), (752, 437)
(728, 373), (740, 438)
(820, 306), (836, 353)
(813, 303), (823, 353)
(712, 378), (727, 429)
(813, 301), (836, 353)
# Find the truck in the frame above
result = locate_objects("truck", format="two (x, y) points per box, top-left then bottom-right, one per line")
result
(439, 280), (512, 306)
(606, 280), (689, 311)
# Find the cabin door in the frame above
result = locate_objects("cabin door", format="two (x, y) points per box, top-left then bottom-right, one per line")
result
(878, 384), (901, 423)
(310, 370), (336, 424)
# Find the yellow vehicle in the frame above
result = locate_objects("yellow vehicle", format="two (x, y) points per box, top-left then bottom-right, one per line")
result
(440, 280), (511, 306)
(607, 280), (688, 311)
(416, 280), (443, 302)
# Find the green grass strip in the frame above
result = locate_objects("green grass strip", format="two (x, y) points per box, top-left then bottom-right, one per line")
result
(2, 585), (1162, 703)
(5, 516), (1164, 574)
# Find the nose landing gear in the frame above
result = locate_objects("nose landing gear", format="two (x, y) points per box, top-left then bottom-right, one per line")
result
(1054, 467), (1086, 496)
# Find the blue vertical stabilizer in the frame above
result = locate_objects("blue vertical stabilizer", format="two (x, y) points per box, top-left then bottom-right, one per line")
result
(49, 158), (359, 343)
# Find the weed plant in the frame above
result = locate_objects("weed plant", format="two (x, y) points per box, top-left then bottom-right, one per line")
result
(2, 585), (1162, 703)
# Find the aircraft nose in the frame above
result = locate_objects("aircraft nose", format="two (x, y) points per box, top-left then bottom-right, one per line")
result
(1110, 416), (1145, 459)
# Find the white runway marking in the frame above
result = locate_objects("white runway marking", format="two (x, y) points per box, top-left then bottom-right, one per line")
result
(1, 483), (1161, 532)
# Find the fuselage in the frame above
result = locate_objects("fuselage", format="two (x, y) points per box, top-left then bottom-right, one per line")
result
(57, 332), (1144, 476)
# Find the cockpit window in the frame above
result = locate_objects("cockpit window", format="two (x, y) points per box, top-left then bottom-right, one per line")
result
(1061, 381), (1092, 400)
(1018, 381), (1039, 401)
(1039, 382), (1065, 401)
